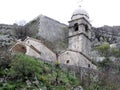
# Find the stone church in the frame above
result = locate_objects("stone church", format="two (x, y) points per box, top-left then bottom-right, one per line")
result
(10, 7), (96, 69)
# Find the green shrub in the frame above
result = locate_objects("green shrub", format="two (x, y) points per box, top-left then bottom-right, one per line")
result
(98, 58), (112, 69)
(8, 54), (42, 81)
(96, 43), (110, 57)
(111, 48), (120, 57)
(0, 83), (16, 90)
(0, 52), (12, 71)
(0, 54), (80, 89)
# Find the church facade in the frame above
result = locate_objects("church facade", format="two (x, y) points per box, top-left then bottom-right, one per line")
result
(10, 7), (96, 69)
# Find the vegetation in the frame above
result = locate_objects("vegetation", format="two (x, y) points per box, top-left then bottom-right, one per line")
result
(0, 43), (120, 90)
(91, 43), (120, 90)
(95, 43), (110, 57)
(95, 43), (120, 58)
(75, 44), (120, 90)
(95, 43), (120, 69)
(0, 53), (80, 90)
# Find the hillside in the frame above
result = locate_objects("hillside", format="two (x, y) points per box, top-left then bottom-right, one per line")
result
(0, 54), (80, 90)
(0, 21), (120, 89)
(1, 23), (120, 51)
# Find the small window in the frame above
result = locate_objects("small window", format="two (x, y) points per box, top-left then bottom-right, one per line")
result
(66, 60), (70, 64)
(88, 64), (90, 68)
(85, 25), (88, 32)
(74, 23), (79, 31)
(30, 45), (41, 55)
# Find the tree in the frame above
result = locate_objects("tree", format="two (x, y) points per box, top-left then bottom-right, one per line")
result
(95, 43), (110, 57)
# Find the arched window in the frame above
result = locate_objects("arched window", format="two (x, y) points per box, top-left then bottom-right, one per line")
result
(13, 44), (27, 54)
(85, 25), (88, 32)
(66, 60), (70, 64)
(74, 23), (79, 31)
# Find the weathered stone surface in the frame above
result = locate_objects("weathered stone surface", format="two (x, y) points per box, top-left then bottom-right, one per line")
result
(58, 50), (96, 69)
(74, 86), (83, 90)
(65, 7), (97, 69)
(10, 37), (57, 62)
(68, 34), (91, 57)
(25, 15), (68, 42)
(91, 25), (120, 62)
(0, 24), (16, 48)
(24, 37), (57, 61)
(25, 15), (68, 53)
(92, 25), (120, 47)
(1, 14), (120, 70)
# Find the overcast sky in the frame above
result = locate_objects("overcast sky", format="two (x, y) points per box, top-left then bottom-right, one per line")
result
(0, 0), (120, 27)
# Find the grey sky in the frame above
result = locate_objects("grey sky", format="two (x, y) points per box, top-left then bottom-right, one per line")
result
(0, 0), (120, 27)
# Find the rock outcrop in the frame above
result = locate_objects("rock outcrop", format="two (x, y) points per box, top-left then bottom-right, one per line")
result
(92, 25), (120, 47)
(1, 16), (120, 54)
(25, 15), (69, 53)
(25, 15), (68, 42)
(0, 24), (16, 49)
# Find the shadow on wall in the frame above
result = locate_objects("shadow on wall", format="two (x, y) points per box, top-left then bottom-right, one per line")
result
(12, 44), (27, 54)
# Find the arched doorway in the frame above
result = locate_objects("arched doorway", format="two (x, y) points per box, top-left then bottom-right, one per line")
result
(12, 43), (27, 54)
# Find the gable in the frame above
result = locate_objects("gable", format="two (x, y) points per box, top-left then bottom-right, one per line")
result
(10, 42), (26, 54)
(24, 37), (57, 61)
(24, 37), (55, 54)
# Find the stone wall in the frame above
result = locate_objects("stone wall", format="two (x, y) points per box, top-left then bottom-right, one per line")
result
(42, 59), (99, 84)
(25, 15), (68, 53)
(58, 50), (96, 69)
(69, 35), (91, 57)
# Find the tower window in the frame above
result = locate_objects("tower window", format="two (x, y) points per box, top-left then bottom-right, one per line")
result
(74, 23), (79, 31)
(66, 60), (70, 64)
(88, 64), (90, 68)
(85, 25), (88, 32)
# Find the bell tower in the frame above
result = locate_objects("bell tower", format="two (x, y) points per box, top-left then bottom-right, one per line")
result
(68, 7), (92, 57)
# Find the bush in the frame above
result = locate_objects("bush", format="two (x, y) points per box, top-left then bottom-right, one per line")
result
(96, 43), (110, 57)
(98, 58), (112, 70)
(0, 83), (16, 90)
(1, 54), (80, 89)
(111, 48), (120, 57)
(0, 52), (12, 69)
(8, 54), (42, 81)
(0, 52), (13, 78)
(95, 44), (120, 90)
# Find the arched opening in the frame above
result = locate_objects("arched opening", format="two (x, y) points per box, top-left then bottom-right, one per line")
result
(12, 44), (27, 54)
(66, 60), (70, 64)
(88, 64), (90, 68)
(74, 23), (79, 31)
(85, 25), (88, 32)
